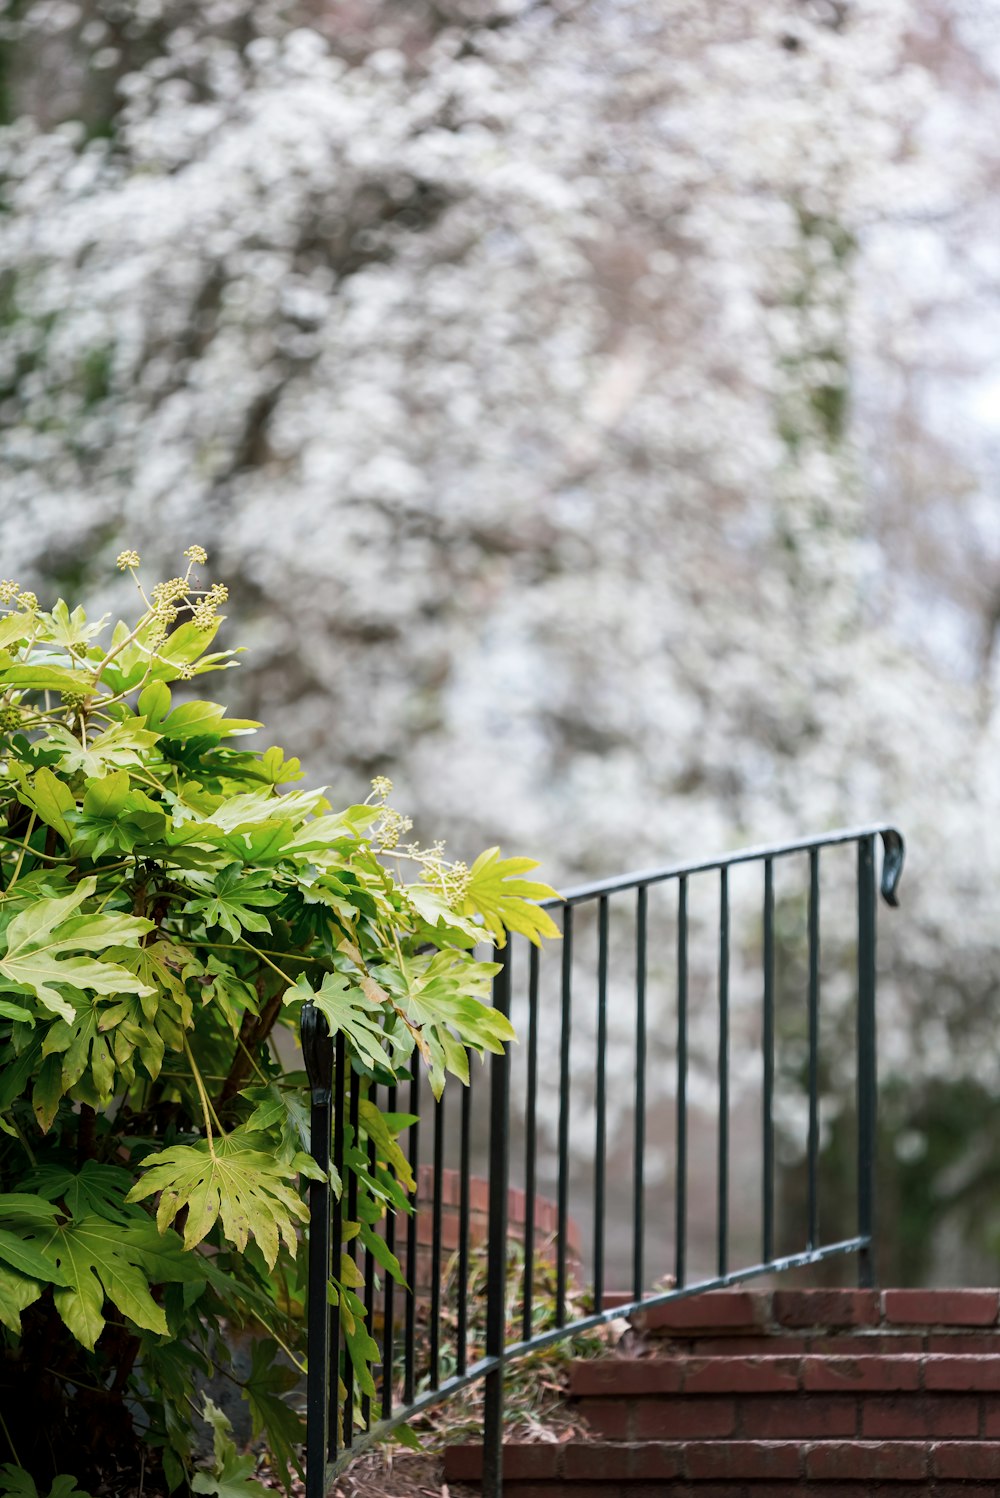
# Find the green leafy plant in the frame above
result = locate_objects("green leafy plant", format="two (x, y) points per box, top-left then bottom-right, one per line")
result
(0, 552), (558, 1495)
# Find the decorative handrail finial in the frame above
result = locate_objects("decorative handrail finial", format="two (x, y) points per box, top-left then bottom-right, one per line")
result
(301, 1001), (333, 1101)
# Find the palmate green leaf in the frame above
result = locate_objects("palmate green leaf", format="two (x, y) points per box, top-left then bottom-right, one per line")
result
(44, 720), (161, 778)
(41, 993), (118, 1103)
(242, 1082), (311, 1168)
(43, 599), (108, 650)
(192, 1400), (270, 1498)
(0, 664), (92, 695)
(126, 1128), (309, 1269)
(0, 877), (153, 1022)
(357, 1097), (416, 1193)
(10, 764), (76, 844)
(18, 1214), (202, 1350)
(0, 1192), (70, 1330)
(242, 1338), (305, 1492)
(146, 619), (241, 682)
(184, 863), (285, 940)
(107, 938), (194, 1052)
(461, 846), (562, 947)
(203, 786), (328, 834)
(0, 1467), (40, 1498)
(32, 1054), (63, 1132)
(0, 1226), (71, 1285)
(284, 972), (393, 1076)
(0, 1261), (44, 1334)
(156, 700), (261, 741)
(0, 614), (31, 651)
(334, 1280), (379, 1401)
(22, 1162), (144, 1225)
(378, 950), (514, 1098)
(0, 1034), (41, 1110)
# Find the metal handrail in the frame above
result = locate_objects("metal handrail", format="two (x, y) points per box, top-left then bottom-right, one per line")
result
(301, 824), (905, 1497)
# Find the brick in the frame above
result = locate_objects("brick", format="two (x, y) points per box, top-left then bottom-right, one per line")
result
(689, 1335), (808, 1355)
(684, 1438), (801, 1480)
(633, 1290), (769, 1334)
(808, 1333), (923, 1354)
(601, 1289), (642, 1311)
(737, 1394), (857, 1439)
(802, 1354), (922, 1392)
(925, 1355), (1000, 1390)
(861, 1393), (979, 1438)
(633, 1396), (736, 1440)
(503, 1447), (562, 1481)
(414, 1209), (460, 1250)
(805, 1439), (929, 1481)
(932, 1485), (1000, 1498)
(574, 1397), (630, 1439)
(980, 1398), (1000, 1436)
(682, 1356), (800, 1394)
(931, 1440), (1000, 1479)
(561, 1444), (624, 1481)
(570, 1360), (684, 1396)
(927, 1331), (1000, 1353)
(625, 1443), (687, 1481)
(773, 1289), (880, 1328)
(442, 1443), (483, 1481)
(882, 1290), (1000, 1327)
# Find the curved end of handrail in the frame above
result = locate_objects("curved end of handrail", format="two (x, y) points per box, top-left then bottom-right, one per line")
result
(878, 827), (905, 908)
(300, 1000), (333, 1099)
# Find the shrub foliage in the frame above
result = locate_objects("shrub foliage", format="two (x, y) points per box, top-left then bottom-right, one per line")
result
(0, 552), (558, 1496)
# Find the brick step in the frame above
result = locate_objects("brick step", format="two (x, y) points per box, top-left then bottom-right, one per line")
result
(443, 1438), (1000, 1492)
(570, 1354), (1000, 1440)
(631, 1289), (1000, 1351)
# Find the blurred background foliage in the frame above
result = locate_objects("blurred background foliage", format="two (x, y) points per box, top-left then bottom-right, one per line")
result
(2, 0), (1000, 1285)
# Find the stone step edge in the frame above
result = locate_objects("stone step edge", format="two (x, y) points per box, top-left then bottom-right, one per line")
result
(443, 1438), (1000, 1485)
(570, 1352), (1000, 1397)
(628, 1288), (1000, 1336)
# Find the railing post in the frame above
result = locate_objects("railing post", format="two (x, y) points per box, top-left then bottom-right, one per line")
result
(857, 834), (878, 1288)
(483, 941), (512, 1498)
(301, 1003), (333, 1498)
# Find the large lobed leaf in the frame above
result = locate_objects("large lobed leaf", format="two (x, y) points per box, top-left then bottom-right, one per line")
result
(0, 878), (152, 1023)
(127, 1129), (309, 1269)
(461, 847), (562, 947)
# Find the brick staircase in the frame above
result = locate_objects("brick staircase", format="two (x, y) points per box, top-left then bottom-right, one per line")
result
(443, 1288), (1000, 1495)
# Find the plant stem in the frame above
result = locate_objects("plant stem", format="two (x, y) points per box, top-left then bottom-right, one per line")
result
(9, 1112), (37, 1165)
(183, 1037), (223, 1147)
(0, 1407), (19, 1465)
(7, 808), (37, 888)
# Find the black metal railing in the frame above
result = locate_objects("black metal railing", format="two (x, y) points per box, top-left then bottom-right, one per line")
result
(300, 823), (904, 1497)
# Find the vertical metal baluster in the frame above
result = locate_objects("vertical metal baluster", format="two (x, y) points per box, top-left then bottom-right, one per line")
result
(763, 858), (775, 1265)
(429, 1091), (445, 1389)
(362, 1082), (376, 1433)
(593, 895), (609, 1314)
(301, 1005), (332, 1498)
(382, 1082), (397, 1420)
(403, 1066), (420, 1406)
(328, 1032), (346, 1459)
(522, 944), (540, 1343)
(857, 835), (877, 1288)
(632, 885), (648, 1302)
(342, 1062), (361, 1448)
(483, 944), (512, 1498)
(718, 867), (730, 1280)
(808, 849), (820, 1252)
(457, 1061), (472, 1375)
(675, 877), (688, 1290)
(556, 905), (573, 1326)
